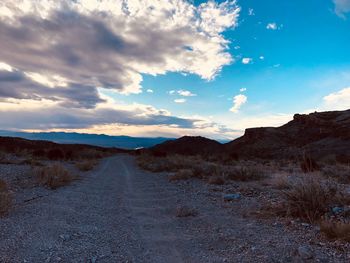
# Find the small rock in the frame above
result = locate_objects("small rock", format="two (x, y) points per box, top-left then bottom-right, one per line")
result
(298, 245), (313, 260)
(301, 223), (310, 227)
(223, 193), (241, 201)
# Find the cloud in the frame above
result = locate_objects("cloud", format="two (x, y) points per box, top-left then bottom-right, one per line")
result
(0, 0), (240, 104)
(177, 90), (197, 97)
(230, 94), (247, 113)
(240, 88), (247, 92)
(146, 89), (153, 93)
(248, 8), (255, 16)
(0, 97), (196, 129)
(242, 58), (252, 64)
(174, 98), (186, 103)
(322, 87), (350, 110)
(266, 23), (282, 30)
(333, 0), (350, 18)
(259, 56), (265, 60)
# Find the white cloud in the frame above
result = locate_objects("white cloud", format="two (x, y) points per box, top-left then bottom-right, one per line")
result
(240, 88), (247, 92)
(0, 0), (240, 97)
(266, 23), (282, 30)
(168, 90), (176, 95)
(248, 8), (255, 16)
(259, 56), (265, 60)
(177, 90), (197, 97)
(174, 98), (186, 103)
(323, 87), (350, 110)
(146, 89), (153, 93)
(333, 0), (350, 18)
(234, 46), (240, 50)
(230, 94), (247, 113)
(242, 58), (252, 64)
(0, 61), (13, 72)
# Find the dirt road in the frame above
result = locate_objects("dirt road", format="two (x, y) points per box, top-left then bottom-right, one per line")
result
(0, 155), (348, 262)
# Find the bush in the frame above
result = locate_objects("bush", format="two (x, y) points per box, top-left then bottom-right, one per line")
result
(281, 176), (346, 223)
(300, 155), (319, 173)
(76, 160), (98, 171)
(320, 220), (350, 242)
(169, 169), (193, 181)
(322, 165), (350, 184)
(225, 165), (265, 181)
(207, 176), (225, 185)
(0, 179), (12, 216)
(35, 163), (74, 189)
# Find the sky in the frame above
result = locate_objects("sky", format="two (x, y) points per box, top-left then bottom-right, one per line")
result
(0, 0), (349, 139)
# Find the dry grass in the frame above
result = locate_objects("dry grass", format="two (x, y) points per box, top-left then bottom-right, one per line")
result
(75, 160), (98, 171)
(137, 154), (266, 183)
(320, 220), (350, 242)
(169, 169), (194, 182)
(269, 172), (290, 189)
(0, 179), (12, 216)
(35, 163), (74, 189)
(207, 176), (225, 185)
(224, 165), (265, 181)
(281, 175), (347, 223)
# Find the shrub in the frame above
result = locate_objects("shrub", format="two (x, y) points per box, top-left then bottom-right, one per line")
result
(320, 220), (350, 242)
(32, 149), (46, 158)
(270, 173), (290, 189)
(207, 176), (225, 185)
(35, 163), (74, 189)
(225, 165), (265, 181)
(169, 169), (193, 181)
(281, 176), (345, 223)
(0, 179), (12, 216)
(76, 160), (98, 171)
(300, 155), (319, 173)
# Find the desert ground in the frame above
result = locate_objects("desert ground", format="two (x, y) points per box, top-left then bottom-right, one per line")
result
(0, 152), (350, 263)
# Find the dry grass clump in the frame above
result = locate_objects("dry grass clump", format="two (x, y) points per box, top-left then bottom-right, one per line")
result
(0, 179), (12, 216)
(281, 175), (347, 223)
(169, 169), (193, 182)
(269, 173), (291, 189)
(320, 220), (350, 242)
(75, 160), (98, 171)
(207, 176), (225, 185)
(175, 205), (198, 218)
(224, 164), (265, 181)
(35, 163), (74, 189)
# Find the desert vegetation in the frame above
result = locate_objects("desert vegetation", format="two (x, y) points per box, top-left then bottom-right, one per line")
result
(34, 163), (75, 189)
(137, 154), (266, 183)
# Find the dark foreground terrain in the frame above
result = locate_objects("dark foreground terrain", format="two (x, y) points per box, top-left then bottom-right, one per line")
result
(0, 154), (350, 262)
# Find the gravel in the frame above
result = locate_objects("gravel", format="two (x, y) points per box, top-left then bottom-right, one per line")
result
(0, 155), (349, 262)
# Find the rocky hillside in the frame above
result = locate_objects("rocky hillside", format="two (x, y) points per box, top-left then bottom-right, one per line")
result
(150, 109), (350, 161)
(149, 136), (223, 156)
(226, 109), (350, 161)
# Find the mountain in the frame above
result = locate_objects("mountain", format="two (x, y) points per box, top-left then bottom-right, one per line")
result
(225, 109), (350, 160)
(149, 109), (350, 162)
(149, 136), (222, 156)
(0, 131), (173, 149)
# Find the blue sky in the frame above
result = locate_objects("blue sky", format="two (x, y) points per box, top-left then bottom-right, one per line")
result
(0, 0), (349, 139)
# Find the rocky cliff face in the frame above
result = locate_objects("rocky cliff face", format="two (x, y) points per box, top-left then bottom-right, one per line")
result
(225, 109), (350, 161)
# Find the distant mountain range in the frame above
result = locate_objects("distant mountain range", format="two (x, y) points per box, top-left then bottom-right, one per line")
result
(0, 131), (174, 149)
